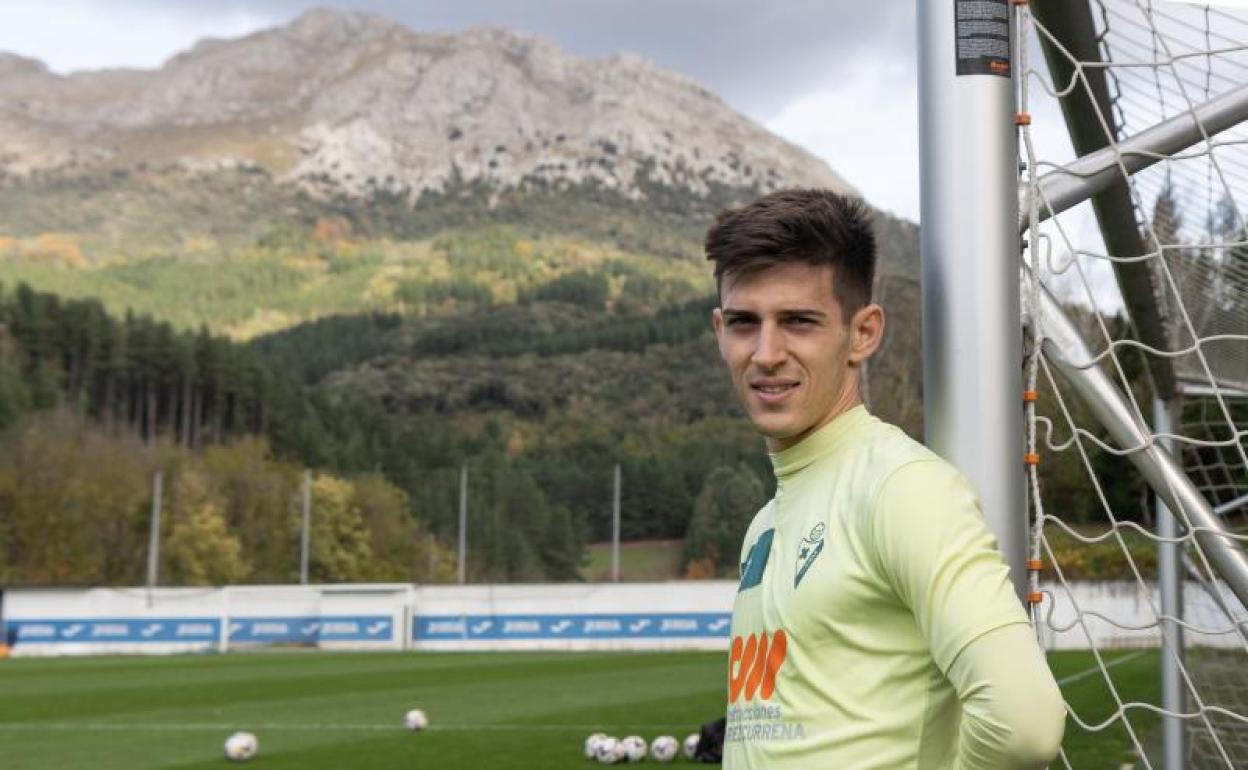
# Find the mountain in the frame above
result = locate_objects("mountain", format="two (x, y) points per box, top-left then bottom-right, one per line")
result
(0, 7), (916, 343)
(0, 8), (850, 202)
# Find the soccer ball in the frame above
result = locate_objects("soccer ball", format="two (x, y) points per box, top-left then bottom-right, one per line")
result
(683, 732), (700, 759)
(223, 731), (258, 762)
(584, 732), (608, 759)
(594, 736), (623, 764)
(403, 708), (429, 731)
(620, 735), (647, 762)
(650, 735), (679, 762)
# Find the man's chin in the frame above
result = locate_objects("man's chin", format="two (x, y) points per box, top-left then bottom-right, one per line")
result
(751, 417), (799, 445)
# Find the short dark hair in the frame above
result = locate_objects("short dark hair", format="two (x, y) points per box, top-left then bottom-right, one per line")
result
(705, 189), (876, 322)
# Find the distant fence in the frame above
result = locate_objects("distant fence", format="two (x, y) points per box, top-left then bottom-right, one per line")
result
(2, 581), (1238, 657)
(1, 582), (737, 656)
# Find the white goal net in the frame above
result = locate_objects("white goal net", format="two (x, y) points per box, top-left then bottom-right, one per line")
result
(1018, 0), (1248, 767)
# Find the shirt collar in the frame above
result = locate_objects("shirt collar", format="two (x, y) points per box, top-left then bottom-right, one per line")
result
(769, 405), (871, 483)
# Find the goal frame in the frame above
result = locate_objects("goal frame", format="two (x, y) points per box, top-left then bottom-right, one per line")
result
(919, 2), (1248, 768)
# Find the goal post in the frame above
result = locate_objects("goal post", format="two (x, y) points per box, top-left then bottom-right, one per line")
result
(917, 0), (1028, 601)
(920, 0), (1248, 767)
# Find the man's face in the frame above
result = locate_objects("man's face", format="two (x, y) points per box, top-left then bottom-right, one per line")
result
(712, 262), (882, 453)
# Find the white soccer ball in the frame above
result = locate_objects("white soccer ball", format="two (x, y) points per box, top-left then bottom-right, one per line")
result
(223, 731), (258, 762)
(683, 732), (700, 759)
(650, 735), (679, 762)
(403, 708), (429, 731)
(594, 736), (623, 764)
(620, 735), (647, 762)
(584, 732), (609, 759)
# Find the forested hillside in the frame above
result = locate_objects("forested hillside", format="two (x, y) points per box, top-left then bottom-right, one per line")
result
(0, 208), (1167, 587)
(0, 211), (926, 587)
(0, 168), (1170, 587)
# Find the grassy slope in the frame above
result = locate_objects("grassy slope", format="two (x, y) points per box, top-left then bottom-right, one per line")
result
(0, 170), (716, 338)
(0, 648), (1171, 769)
(581, 540), (686, 582)
(0, 169), (919, 342)
(0, 227), (710, 340)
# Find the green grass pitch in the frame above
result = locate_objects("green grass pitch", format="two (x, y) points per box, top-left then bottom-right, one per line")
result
(0, 648), (1161, 769)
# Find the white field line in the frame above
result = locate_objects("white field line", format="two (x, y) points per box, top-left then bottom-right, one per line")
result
(0, 722), (690, 733)
(1056, 650), (1151, 687)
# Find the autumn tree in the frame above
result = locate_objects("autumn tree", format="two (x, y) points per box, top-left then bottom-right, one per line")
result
(162, 466), (250, 585)
(684, 464), (765, 576)
(306, 475), (376, 582)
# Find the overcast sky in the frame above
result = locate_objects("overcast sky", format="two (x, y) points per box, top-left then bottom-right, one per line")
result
(0, 0), (926, 220)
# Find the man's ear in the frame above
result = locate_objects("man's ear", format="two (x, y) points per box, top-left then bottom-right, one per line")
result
(711, 307), (727, 360)
(848, 303), (885, 364)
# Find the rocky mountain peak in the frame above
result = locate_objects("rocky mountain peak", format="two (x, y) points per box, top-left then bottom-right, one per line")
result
(0, 8), (852, 201)
(0, 53), (48, 79)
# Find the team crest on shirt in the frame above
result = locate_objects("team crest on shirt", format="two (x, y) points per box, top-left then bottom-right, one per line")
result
(794, 522), (825, 587)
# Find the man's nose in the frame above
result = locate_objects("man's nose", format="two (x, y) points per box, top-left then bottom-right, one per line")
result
(751, 322), (786, 370)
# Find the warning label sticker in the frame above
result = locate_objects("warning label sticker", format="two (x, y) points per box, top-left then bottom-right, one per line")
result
(955, 0), (1011, 77)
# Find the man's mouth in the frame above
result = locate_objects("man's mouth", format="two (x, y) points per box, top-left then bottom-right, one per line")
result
(751, 380), (799, 403)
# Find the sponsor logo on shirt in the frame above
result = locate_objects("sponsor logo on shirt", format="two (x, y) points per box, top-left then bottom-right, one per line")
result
(794, 522), (825, 587)
(725, 629), (807, 744)
(738, 529), (774, 592)
(728, 630), (787, 703)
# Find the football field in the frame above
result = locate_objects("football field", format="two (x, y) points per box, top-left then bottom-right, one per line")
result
(0, 648), (1160, 768)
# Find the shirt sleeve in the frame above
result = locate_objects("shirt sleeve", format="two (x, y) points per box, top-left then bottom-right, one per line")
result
(945, 623), (1067, 769)
(869, 459), (1030, 674)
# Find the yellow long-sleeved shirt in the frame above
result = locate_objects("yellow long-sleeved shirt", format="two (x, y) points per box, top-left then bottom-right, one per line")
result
(723, 406), (1065, 769)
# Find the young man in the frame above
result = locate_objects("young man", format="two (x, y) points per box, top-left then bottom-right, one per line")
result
(708, 189), (1066, 769)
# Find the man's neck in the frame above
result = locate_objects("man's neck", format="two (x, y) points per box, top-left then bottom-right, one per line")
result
(765, 388), (863, 454)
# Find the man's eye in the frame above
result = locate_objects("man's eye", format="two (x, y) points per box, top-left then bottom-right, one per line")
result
(727, 317), (755, 327)
(786, 317), (815, 326)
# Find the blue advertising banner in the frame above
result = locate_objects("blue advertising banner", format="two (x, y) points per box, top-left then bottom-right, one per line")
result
(4, 618), (219, 644)
(413, 612), (732, 641)
(227, 615), (393, 644)
(5, 615), (394, 646)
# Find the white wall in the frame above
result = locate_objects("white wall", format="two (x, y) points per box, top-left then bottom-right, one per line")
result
(3, 584), (412, 656)
(1, 581), (737, 656)
(409, 581), (736, 651)
(4, 580), (1242, 657)
(1038, 580), (1245, 650)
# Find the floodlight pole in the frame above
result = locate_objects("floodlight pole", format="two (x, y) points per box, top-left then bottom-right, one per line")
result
(299, 470), (311, 585)
(457, 465), (468, 585)
(919, 0), (1028, 599)
(611, 464), (621, 583)
(146, 471), (163, 607)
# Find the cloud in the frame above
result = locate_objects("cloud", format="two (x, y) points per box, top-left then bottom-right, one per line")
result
(766, 54), (918, 220)
(56, 0), (914, 117)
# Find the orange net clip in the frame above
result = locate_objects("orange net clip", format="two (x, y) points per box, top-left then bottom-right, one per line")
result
(1027, 592), (1044, 604)
(1011, 0), (1029, 6)
(1027, 559), (1044, 572)
(1023, 390), (1038, 403)
(1023, 452), (1041, 466)
(1015, 112), (1033, 126)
